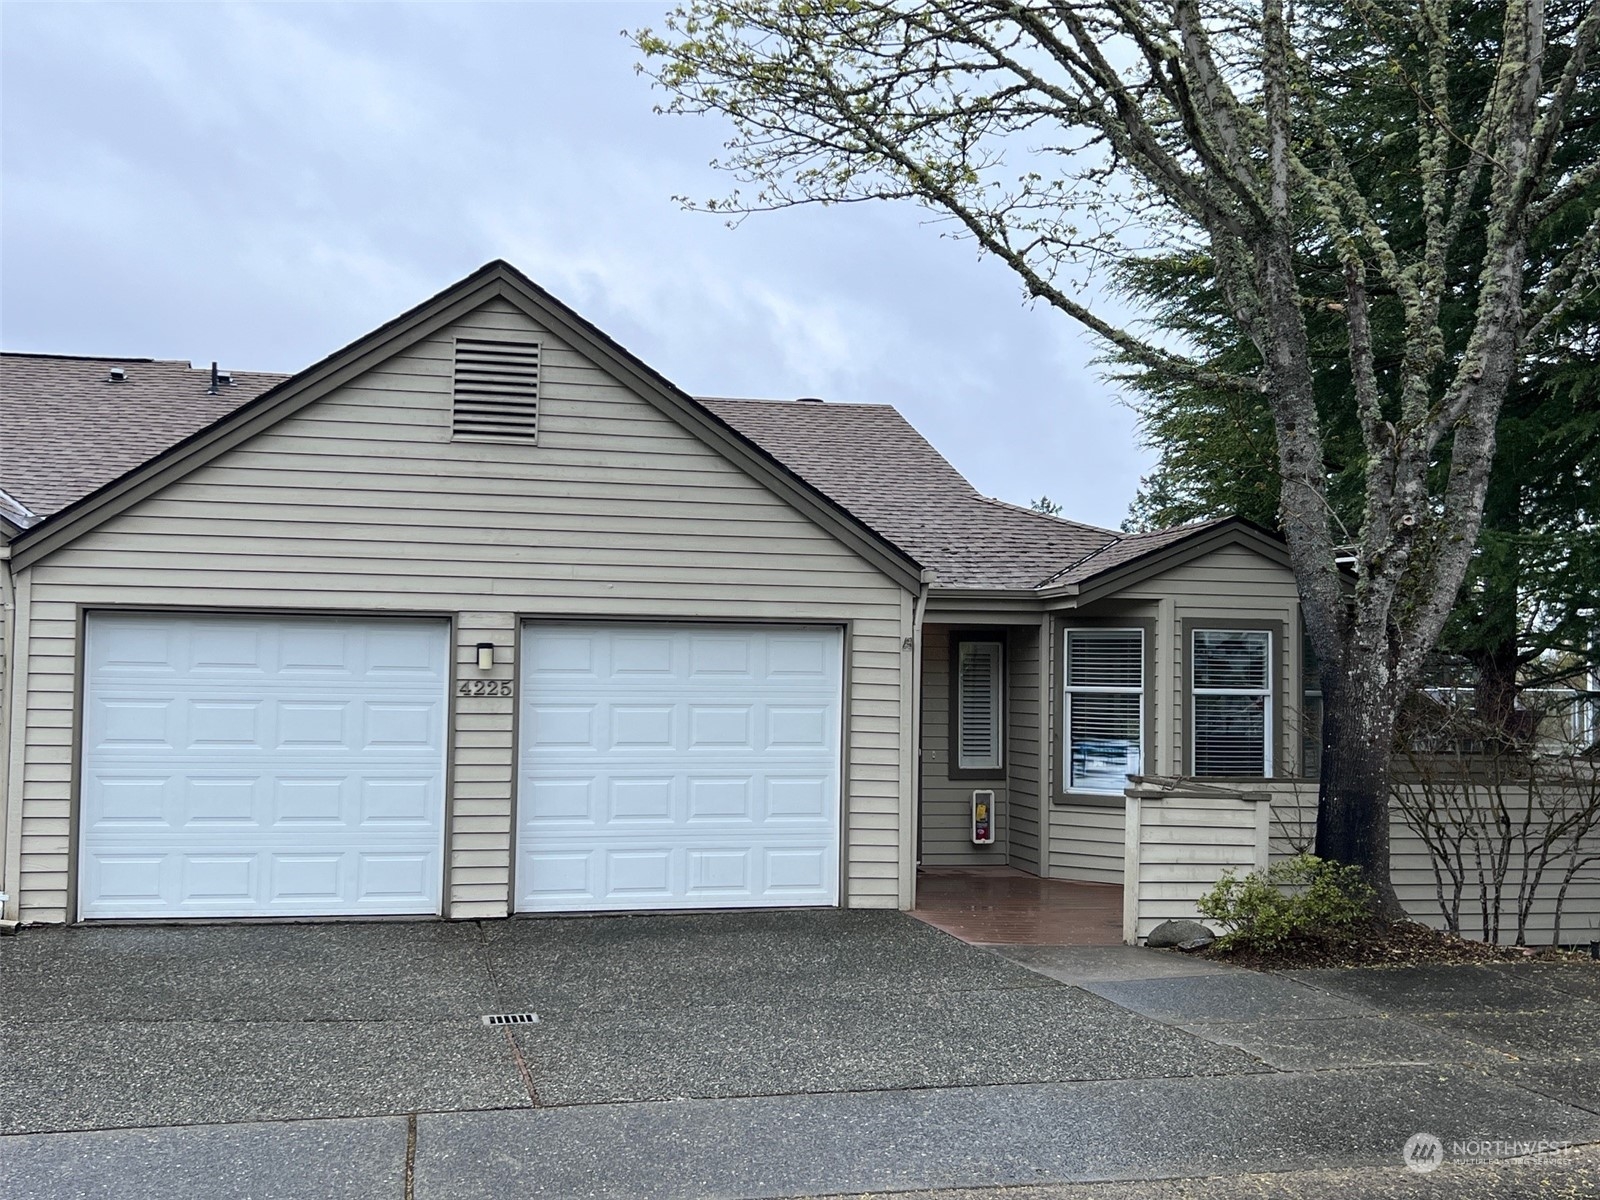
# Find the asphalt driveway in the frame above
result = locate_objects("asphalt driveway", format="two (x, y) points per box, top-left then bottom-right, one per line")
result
(0, 911), (1258, 1134)
(2, 912), (1598, 1198)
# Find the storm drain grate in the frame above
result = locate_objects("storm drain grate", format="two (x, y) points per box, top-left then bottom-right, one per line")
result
(481, 1012), (541, 1027)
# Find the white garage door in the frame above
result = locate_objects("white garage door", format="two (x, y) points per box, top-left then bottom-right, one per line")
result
(79, 613), (449, 920)
(517, 624), (843, 912)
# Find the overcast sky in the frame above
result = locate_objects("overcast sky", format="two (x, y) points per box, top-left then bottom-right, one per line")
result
(1, 1), (1152, 529)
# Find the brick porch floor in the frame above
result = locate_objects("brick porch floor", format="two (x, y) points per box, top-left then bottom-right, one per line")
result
(909, 866), (1124, 945)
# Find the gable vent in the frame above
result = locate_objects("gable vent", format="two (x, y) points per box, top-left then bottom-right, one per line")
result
(453, 338), (541, 442)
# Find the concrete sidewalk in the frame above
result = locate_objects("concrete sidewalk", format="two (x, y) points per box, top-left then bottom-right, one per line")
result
(2, 917), (1596, 1197)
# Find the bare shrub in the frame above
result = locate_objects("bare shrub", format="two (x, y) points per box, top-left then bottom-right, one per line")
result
(1393, 692), (1600, 945)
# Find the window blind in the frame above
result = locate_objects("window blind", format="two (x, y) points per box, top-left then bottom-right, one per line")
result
(1065, 629), (1143, 793)
(956, 640), (1003, 771)
(1192, 629), (1271, 776)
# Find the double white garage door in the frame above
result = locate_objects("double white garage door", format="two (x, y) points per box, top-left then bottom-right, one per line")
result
(79, 614), (842, 919)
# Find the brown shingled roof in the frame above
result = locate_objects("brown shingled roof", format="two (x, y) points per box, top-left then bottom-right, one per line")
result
(1, 353), (1234, 591)
(1040, 517), (1233, 587)
(0, 354), (284, 519)
(699, 397), (1122, 589)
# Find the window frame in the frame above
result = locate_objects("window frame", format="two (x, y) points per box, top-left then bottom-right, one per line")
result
(1062, 626), (1147, 797)
(949, 631), (1006, 781)
(1188, 625), (1276, 779)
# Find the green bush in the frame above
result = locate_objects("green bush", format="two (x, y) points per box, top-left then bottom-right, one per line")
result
(1197, 854), (1377, 954)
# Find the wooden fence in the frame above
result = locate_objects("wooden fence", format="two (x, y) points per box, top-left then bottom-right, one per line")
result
(1121, 773), (1600, 947)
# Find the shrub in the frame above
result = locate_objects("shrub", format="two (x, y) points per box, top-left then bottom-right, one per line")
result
(1197, 854), (1377, 954)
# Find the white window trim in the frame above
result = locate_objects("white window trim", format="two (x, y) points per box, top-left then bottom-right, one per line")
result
(1190, 628), (1274, 777)
(1063, 627), (1145, 795)
(955, 637), (1005, 774)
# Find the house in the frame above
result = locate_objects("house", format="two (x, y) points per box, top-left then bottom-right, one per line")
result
(0, 261), (1309, 927)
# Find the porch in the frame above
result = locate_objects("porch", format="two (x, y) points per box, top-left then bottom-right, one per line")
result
(910, 866), (1123, 945)
(916, 618), (1130, 943)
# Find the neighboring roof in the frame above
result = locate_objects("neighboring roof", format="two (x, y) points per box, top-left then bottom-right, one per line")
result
(0, 354), (287, 519)
(700, 397), (1120, 589)
(0, 486), (37, 531)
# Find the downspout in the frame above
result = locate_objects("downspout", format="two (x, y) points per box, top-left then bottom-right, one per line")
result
(0, 543), (16, 930)
(908, 570), (932, 891)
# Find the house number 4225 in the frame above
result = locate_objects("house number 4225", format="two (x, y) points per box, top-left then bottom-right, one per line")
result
(457, 680), (514, 698)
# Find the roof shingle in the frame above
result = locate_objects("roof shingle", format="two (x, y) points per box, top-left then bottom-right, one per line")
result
(1, 354), (1230, 591)
(1, 354), (285, 519)
(699, 397), (1121, 589)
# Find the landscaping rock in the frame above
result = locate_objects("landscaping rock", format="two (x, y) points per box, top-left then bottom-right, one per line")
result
(1147, 920), (1214, 949)
(1177, 935), (1216, 952)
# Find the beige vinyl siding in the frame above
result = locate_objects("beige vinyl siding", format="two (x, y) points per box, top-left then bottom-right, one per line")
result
(918, 627), (1007, 865)
(14, 297), (913, 923)
(1115, 544), (1304, 777)
(1126, 790), (1269, 941)
(1047, 803), (1126, 884)
(1006, 625), (1041, 874)
(1266, 779), (1600, 946)
(1047, 601), (1151, 883)
(451, 612), (517, 913)
(1041, 613), (1128, 884)
(1045, 543), (1302, 884)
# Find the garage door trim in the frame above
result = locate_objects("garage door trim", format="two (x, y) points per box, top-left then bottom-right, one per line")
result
(514, 620), (848, 913)
(75, 609), (452, 921)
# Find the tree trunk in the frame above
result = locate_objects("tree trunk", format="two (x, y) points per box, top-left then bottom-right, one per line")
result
(1315, 664), (1404, 916)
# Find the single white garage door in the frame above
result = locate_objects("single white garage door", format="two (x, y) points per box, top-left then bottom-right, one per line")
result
(517, 624), (843, 912)
(79, 612), (449, 920)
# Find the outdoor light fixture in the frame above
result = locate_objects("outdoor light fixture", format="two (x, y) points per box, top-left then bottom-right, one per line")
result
(476, 643), (494, 671)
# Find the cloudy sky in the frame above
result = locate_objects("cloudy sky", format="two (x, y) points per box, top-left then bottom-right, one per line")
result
(2, 2), (1152, 529)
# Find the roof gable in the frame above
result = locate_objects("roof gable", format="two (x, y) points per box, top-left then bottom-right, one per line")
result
(5, 262), (921, 589)
(1046, 517), (1294, 604)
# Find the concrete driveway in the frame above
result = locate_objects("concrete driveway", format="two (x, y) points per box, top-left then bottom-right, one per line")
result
(2, 912), (1597, 1198)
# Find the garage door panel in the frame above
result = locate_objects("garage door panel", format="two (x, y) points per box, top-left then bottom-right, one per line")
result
(84, 770), (445, 834)
(517, 624), (842, 912)
(524, 777), (598, 824)
(79, 613), (448, 920)
(611, 633), (673, 675)
(192, 624), (270, 675)
(184, 775), (261, 825)
(527, 704), (600, 750)
(528, 629), (601, 677)
(91, 775), (174, 826)
(764, 846), (831, 893)
(91, 697), (179, 751)
(82, 844), (442, 917)
(609, 776), (675, 822)
(88, 696), (446, 757)
(686, 775), (752, 821)
(519, 840), (838, 911)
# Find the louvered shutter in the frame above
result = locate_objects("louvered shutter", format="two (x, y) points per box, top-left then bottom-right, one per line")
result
(1191, 630), (1272, 776)
(956, 640), (1003, 771)
(453, 338), (540, 441)
(1064, 630), (1144, 793)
